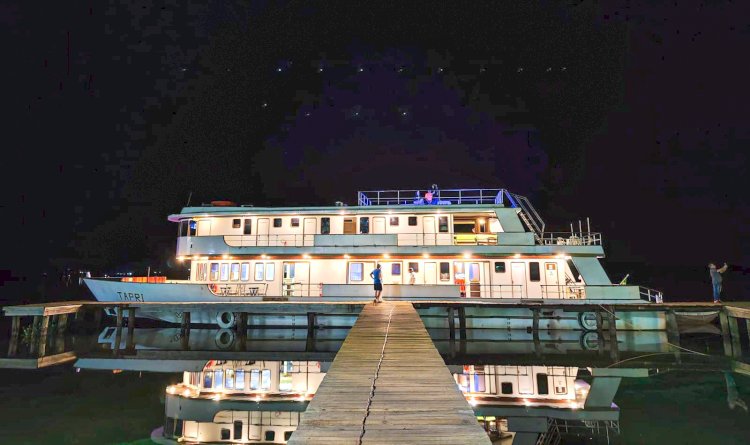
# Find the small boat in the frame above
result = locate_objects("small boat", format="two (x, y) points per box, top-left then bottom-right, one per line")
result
(674, 310), (720, 326)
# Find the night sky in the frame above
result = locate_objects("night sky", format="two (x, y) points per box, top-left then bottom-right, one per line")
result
(2, 1), (748, 302)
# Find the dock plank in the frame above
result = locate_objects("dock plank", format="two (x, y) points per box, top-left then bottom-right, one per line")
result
(288, 301), (490, 445)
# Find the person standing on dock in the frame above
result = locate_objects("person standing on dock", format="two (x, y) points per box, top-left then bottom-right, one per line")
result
(708, 262), (729, 303)
(370, 264), (383, 303)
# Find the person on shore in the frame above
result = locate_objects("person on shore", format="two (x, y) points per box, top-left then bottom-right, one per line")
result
(708, 262), (729, 303)
(370, 264), (383, 303)
(408, 267), (416, 285)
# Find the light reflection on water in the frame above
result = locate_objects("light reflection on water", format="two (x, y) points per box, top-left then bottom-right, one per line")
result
(0, 314), (749, 444)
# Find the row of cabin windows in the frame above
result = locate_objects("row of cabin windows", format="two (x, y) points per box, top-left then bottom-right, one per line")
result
(493, 261), (542, 282)
(348, 261), (471, 282)
(165, 419), (292, 442)
(203, 368), (271, 391)
(460, 374), (559, 396)
(196, 262), (275, 282)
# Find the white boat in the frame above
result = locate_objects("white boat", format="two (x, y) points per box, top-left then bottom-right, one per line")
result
(84, 187), (664, 329)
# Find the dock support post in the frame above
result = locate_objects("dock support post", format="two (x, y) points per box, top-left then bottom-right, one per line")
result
(113, 307), (124, 355)
(728, 316), (741, 358)
(37, 316), (50, 357)
(306, 312), (317, 352)
(57, 314), (69, 335)
(746, 320), (750, 346)
(8, 316), (21, 357)
(236, 312), (247, 351)
(126, 307), (136, 350)
(29, 316), (41, 355)
(665, 310), (680, 346)
(607, 308), (619, 361)
(595, 310), (604, 339)
(93, 307), (103, 329)
(531, 308), (540, 333)
(458, 307), (467, 340)
(719, 310), (732, 356)
(180, 312), (191, 350)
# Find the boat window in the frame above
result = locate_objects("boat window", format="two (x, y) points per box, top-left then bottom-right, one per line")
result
(501, 382), (513, 394)
(285, 431), (294, 441)
(265, 263), (275, 281)
(179, 220), (187, 237)
(254, 263), (264, 281)
(214, 370), (224, 389)
(261, 369), (271, 390)
(359, 217), (369, 234)
(220, 264), (229, 281)
(273, 218), (282, 228)
(240, 263), (250, 281)
(233, 421), (242, 440)
(391, 263), (401, 276)
(225, 369), (235, 389)
(389, 216), (399, 226)
(189, 220), (197, 236)
(408, 216), (417, 226)
(250, 370), (260, 390)
(495, 262), (506, 273)
(454, 262), (464, 275)
(230, 263), (240, 281)
(469, 263), (480, 281)
(291, 218), (300, 227)
(197, 263), (207, 281)
(536, 373), (549, 395)
(440, 262), (450, 281)
(408, 262), (419, 273)
(243, 219), (252, 235)
(210, 263), (219, 281)
(529, 262), (540, 282)
(232, 218), (241, 229)
(279, 361), (293, 392)
(349, 263), (364, 281)
(203, 371), (213, 388)
(221, 428), (230, 440)
(235, 370), (245, 390)
(321, 217), (331, 234)
(438, 216), (449, 233)
(264, 431), (275, 441)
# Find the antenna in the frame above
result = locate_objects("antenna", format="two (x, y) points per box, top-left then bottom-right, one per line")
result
(186, 191), (193, 207)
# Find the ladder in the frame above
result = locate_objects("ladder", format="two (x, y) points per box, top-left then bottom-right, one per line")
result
(502, 190), (546, 242)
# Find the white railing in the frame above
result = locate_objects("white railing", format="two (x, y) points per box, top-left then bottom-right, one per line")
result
(638, 286), (663, 303)
(224, 234), (314, 247)
(540, 284), (586, 300)
(358, 188), (508, 206)
(224, 233), (500, 248)
(206, 282), (268, 297)
(540, 232), (602, 246)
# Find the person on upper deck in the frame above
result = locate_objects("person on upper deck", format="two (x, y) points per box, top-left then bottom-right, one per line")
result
(708, 262), (729, 303)
(370, 264), (384, 303)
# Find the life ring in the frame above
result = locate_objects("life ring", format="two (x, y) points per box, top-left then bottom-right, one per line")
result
(580, 331), (600, 350)
(209, 283), (220, 294)
(216, 311), (236, 329)
(578, 312), (598, 331)
(215, 329), (235, 349)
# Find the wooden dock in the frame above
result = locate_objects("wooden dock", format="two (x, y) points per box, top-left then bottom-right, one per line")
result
(288, 301), (490, 445)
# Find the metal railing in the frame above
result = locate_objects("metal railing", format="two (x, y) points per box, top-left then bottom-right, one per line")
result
(638, 286), (664, 303)
(358, 188), (509, 206)
(224, 234), (315, 247)
(206, 282), (269, 297)
(224, 233), (499, 248)
(396, 233), (498, 246)
(540, 232), (603, 246)
(540, 284), (586, 300)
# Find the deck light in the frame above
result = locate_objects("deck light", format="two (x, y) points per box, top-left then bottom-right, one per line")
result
(422, 253), (430, 258)
(468, 397), (477, 406)
(513, 254), (521, 259)
(523, 398), (531, 406)
(343, 254), (351, 259)
(297, 395), (306, 402)
(167, 386), (176, 395)
(222, 254), (229, 259)
(182, 389), (192, 398)
(261, 254), (268, 259)
(213, 393), (222, 401)
(383, 253), (390, 259)
(303, 254), (311, 259)
(192, 255), (199, 260)
(463, 253), (471, 259)
(177, 256), (185, 262)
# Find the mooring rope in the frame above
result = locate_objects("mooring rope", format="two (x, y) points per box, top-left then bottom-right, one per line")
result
(357, 303), (395, 445)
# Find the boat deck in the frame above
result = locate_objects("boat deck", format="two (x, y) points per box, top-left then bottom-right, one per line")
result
(288, 301), (491, 445)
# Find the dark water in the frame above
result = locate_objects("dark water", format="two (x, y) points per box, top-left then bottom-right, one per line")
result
(1, 314), (749, 444)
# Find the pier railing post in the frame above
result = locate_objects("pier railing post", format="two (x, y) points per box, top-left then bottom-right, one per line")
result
(8, 316), (21, 357)
(113, 306), (124, 355)
(719, 310), (732, 356)
(37, 316), (51, 357)
(306, 312), (317, 352)
(126, 307), (136, 351)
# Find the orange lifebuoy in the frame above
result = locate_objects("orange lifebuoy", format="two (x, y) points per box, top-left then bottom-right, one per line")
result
(209, 283), (219, 293)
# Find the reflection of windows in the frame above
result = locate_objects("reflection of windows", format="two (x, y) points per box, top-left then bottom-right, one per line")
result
(243, 219), (252, 235)
(265, 263), (275, 281)
(359, 217), (369, 234)
(536, 373), (549, 395)
(264, 431), (275, 441)
(438, 216), (449, 232)
(254, 263), (264, 281)
(321, 217), (330, 234)
(501, 382), (513, 394)
(291, 218), (300, 227)
(225, 369), (235, 389)
(285, 432), (294, 441)
(250, 370), (260, 390)
(391, 263), (401, 276)
(273, 218), (282, 228)
(214, 370), (224, 389)
(235, 370), (245, 390)
(494, 262), (506, 273)
(240, 263), (250, 281)
(230, 263), (240, 281)
(349, 263), (364, 281)
(189, 220), (197, 236)
(220, 264), (229, 281)
(529, 262), (540, 282)
(408, 216), (417, 226)
(210, 263), (219, 281)
(389, 216), (399, 226)
(232, 219), (241, 229)
(408, 262), (419, 273)
(261, 369), (271, 390)
(439, 262), (450, 281)
(203, 371), (213, 388)
(279, 361), (293, 392)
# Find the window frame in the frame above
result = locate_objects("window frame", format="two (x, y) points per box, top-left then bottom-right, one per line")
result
(389, 216), (399, 226)
(529, 262), (541, 282)
(219, 263), (229, 281)
(349, 262), (364, 281)
(232, 218), (241, 229)
(210, 263), (219, 281)
(439, 262), (450, 281)
(391, 263), (401, 276)
(438, 216), (449, 233)
(359, 217), (369, 234)
(243, 219), (252, 235)
(321, 217), (331, 234)
(240, 263), (250, 281)
(265, 263), (275, 281)
(230, 263), (240, 281)
(254, 263), (264, 281)
(408, 216), (418, 226)
(290, 217), (300, 227)
(273, 218), (282, 228)
(408, 262), (419, 273)
(494, 261), (506, 273)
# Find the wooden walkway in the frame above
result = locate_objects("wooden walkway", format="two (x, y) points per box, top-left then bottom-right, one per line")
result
(288, 301), (490, 445)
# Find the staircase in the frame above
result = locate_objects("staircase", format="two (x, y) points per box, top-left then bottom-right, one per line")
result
(502, 190), (546, 243)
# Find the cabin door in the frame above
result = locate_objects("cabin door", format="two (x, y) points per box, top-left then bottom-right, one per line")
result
(424, 262), (437, 285)
(257, 218), (270, 247)
(303, 218), (316, 247)
(511, 262), (526, 299)
(544, 262), (560, 299)
(423, 216), (436, 245)
(467, 262), (481, 298)
(517, 366), (534, 395)
(343, 218), (356, 234)
(282, 262), (311, 296)
(372, 217), (386, 234)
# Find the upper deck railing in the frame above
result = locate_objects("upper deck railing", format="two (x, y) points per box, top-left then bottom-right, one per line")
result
(357, 188), (510, 206)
